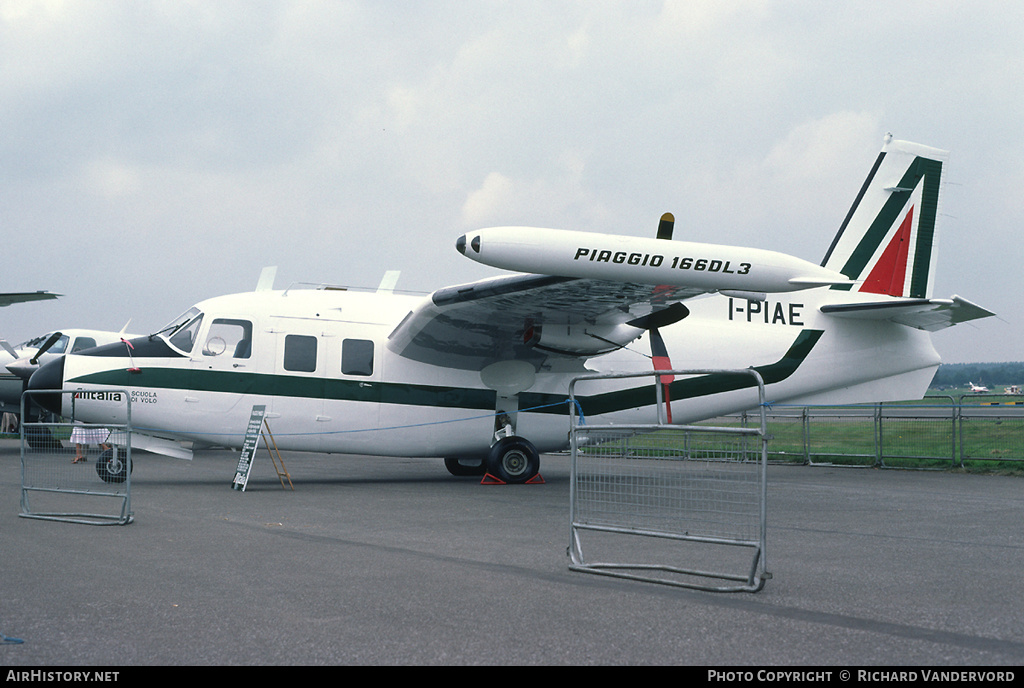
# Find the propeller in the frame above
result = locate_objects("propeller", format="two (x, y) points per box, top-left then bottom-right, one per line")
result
(649, 328), (674, 423)
(29, 332), (62, 366)
(626, 304), (687, 423)
(651, 213), (679, 421)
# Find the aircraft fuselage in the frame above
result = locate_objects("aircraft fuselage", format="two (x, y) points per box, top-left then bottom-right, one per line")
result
(29, 284), (940, 461)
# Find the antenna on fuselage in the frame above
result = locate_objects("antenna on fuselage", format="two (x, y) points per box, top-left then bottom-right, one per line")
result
(256, 266), (278, 292)
(376, 270), (400, 294)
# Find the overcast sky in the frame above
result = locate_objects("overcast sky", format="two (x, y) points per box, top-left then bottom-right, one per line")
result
(2, 1), (1020, 363)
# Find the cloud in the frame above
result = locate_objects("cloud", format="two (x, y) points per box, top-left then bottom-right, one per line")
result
(462, 172), (516, 227)
(0, 2), (1020, 363)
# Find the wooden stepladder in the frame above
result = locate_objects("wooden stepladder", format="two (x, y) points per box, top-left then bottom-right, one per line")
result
(259, 417), (293, 491)
(232, 405), (293, 492)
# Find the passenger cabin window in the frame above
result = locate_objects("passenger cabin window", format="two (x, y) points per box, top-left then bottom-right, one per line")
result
(203, 319), (253, 359)
(342, 339), (374, 376)
(284, 334), (317, 372)
(71, 337), (97, 353)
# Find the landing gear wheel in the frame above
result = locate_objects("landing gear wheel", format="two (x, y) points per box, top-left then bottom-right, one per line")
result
(444, 457), (486, 477)
(486, 436), (540, 484)
(95, 448), (132, 484)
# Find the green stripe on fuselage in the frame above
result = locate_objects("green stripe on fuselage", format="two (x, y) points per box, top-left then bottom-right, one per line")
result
(68, 329), (822, 416)
(522, 329), (823, 415)
(68, 367), (498, 411)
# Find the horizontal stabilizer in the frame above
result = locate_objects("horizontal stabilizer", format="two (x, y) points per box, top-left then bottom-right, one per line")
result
(820, 295), (995, 332)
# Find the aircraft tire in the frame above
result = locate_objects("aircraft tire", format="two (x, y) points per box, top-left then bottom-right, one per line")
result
(95, 448), (132, 484)
(486, 436), (540, 484)
(444, 457), (486, 477)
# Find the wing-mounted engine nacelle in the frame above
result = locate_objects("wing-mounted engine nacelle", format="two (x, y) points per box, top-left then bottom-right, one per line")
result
(527, 321), (643, 357)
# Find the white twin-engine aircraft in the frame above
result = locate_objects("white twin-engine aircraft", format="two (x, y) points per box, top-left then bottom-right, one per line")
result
(28, 136), (994, 483)
(0, 326), (140, 417)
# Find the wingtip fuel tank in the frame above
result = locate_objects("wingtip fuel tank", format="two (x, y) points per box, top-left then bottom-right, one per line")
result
(457, 227), (850, 293)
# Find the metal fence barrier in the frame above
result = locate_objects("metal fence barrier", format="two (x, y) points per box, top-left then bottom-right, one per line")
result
(20, 390), (133, 525)
(715, 394), (1024, 468)
(568, 369), (770, 593)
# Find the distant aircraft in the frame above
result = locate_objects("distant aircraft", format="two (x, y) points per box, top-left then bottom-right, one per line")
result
(967, 381), (990, 393)
(0, 291), (59, 308)
(1, 325), (138, 416)
(28, 136), (995, 484)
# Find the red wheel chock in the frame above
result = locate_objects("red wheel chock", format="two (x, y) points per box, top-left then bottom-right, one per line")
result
(480, 473), (545, 485)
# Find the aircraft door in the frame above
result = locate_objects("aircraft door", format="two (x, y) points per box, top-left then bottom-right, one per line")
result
(186, 318), (258, 434)
(268, 328), (328, 452)
(267, 327), (383, 454)
(329, 336), (382, 453)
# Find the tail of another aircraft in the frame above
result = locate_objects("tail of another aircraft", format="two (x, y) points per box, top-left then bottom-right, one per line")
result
(821, 134), (946, 299)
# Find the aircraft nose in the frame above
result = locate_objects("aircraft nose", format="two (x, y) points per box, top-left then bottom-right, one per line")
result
(5, 358), (37, 380)
(27, 355), (65, 415)
(456, 234), (467, 255)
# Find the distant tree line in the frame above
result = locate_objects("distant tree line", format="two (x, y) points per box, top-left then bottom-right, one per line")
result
(931, 362), (1024, 389)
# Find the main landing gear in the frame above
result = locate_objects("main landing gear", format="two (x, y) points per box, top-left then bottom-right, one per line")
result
(443, 435), (543, 484)
(450, 361), (543, 484)
(486, 436), (540, 484)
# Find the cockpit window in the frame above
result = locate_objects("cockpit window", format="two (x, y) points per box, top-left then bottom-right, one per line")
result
(20, 333), (69, 354)
(155, 307), (202, 339)
(48, 335), (70, 354)
(156, 308), (204, 353)
(169, 315), (202, 353)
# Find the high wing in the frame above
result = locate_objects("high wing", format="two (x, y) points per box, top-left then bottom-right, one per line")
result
(386, 273), (705, 370)
(0, 291), (59, 308)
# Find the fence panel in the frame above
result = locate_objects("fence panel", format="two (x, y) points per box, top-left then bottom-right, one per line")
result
(958, 394), (1024, 466)
(804, 405), (879, 466)
(20, 390), (133, 525)
(568, 370), (769, 592)
(878, 399), (957, 468)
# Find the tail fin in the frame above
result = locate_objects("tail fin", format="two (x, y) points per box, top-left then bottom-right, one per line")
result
(821, 134), (947, 299)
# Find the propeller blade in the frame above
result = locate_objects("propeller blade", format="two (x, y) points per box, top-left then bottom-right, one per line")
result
(627, 302), (690, 330)
(656, 212), (675, 240)
(649, 327), (674, 423)
(29, 332), (62, 365)
(0, 339), (17, 358)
